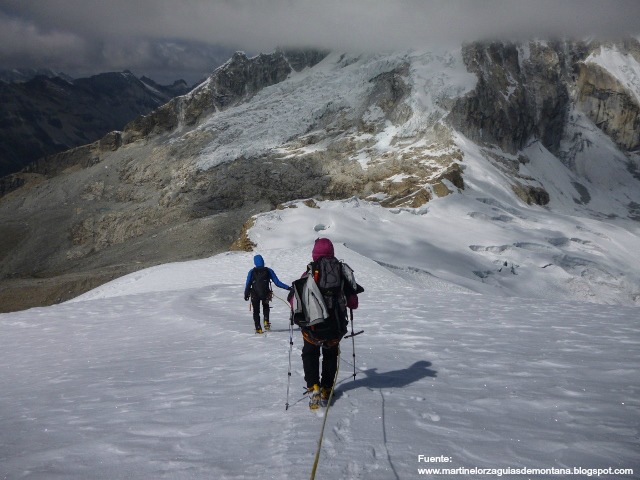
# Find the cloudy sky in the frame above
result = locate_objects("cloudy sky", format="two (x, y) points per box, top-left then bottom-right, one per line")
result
(1, 0), (639, 84)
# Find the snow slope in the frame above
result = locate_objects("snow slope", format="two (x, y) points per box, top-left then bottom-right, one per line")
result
(2, 231), (639, 478)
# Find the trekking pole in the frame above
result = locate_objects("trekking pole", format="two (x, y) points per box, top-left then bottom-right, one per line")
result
(285, 310), (294, 410)
(349, 309), (357, 380)
(344, 308), (363, 380)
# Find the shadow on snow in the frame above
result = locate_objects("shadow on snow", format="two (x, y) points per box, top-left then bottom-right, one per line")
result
(335, 360), (437, 398)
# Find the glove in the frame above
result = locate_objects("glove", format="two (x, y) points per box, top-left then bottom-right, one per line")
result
(244, 294), (249, 301)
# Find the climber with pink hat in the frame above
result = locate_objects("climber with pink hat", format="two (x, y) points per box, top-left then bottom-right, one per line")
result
(288, 237), (362, 409)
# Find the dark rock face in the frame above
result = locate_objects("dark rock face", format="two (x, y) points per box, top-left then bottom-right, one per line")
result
(280, 48), (329, 72)
(449, 41), (573, 154)
(449, 39), (640, 157)
(451, 42), (528, 153)
(367, 64), (412, 125)
(0, 72), (190, 177)
(512, 183), (551, 206)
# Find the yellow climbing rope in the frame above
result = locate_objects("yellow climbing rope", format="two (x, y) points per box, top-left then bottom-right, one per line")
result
(310, 347), (341, 480)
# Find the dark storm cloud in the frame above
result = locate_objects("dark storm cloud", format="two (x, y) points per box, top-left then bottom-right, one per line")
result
(1, 0), (639, 82)
(0, 10), (88, 65)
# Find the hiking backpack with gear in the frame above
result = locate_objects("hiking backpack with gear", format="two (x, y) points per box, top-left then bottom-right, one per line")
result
(250, 266), (272, 301)
(290, 257), (360, 342)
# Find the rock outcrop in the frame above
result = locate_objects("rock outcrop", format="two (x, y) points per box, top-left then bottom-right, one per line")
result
(575, 42), (640, 151)
(449, 41), (574, 155)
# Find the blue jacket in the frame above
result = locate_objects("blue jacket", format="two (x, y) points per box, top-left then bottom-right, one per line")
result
(244, 255), (289, 297)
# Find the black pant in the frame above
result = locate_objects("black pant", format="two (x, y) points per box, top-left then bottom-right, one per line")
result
(301, 339), (339, 389)
(251, 297), (270, 329)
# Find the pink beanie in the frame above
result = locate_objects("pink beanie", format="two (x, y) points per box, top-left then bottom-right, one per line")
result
(312, 238), (334, 261)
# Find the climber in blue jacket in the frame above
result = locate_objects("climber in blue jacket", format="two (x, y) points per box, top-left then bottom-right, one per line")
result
(244, 254), (289, 333)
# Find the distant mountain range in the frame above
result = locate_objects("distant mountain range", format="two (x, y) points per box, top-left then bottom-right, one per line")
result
(0, 70), (191, 177)
(0, 68), (74, 84)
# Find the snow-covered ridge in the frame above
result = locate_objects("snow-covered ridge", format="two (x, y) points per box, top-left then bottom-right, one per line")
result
(247, 194), (640, 306)
(192, 49), (475, 170)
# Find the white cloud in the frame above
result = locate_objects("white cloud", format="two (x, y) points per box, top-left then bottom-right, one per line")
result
(1, 0), (639, 80)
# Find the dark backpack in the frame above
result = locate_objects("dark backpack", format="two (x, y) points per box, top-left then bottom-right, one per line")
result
(311, 257), (343, 305)
(250, 267), (272, 301)
(291, 257), (349, 340)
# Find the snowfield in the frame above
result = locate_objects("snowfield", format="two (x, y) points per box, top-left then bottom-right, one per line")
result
(2, 199), (639, 478)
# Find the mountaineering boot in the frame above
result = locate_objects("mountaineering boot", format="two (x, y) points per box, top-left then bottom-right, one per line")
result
(264, 320), (271, 331)
(320, 386), (331, 402)
(255, 327), (263, 334)
(308, 384), (321, 410)
(320, 386), (332, 407)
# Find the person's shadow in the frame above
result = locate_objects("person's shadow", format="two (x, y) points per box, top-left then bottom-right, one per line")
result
(334, 360), (437, 400)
